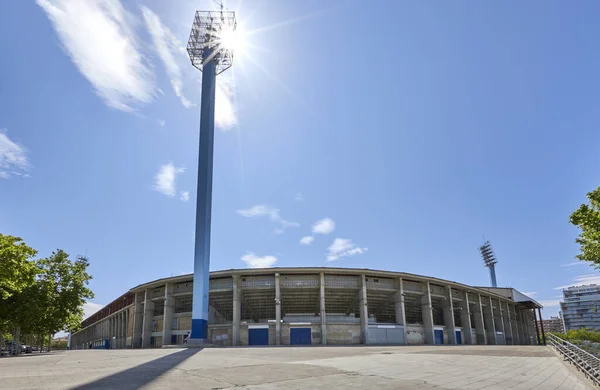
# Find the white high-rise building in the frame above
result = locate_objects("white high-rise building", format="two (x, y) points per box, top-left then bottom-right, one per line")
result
(560, 284), (600, 331)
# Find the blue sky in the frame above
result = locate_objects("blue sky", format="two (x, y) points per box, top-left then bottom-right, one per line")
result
(2, 0), (600, 319)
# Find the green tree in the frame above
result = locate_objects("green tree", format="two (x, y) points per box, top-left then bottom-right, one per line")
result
(0, 234), (38, 299)
(570, 187), (600, 267)
(34, 251), (94, 335)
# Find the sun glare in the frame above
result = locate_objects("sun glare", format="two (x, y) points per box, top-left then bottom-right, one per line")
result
(219, 27), (243, 53)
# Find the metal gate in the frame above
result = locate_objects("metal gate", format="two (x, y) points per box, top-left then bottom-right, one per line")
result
(248, 328), (269, 345)
(434, 330), (444, 344)
(456, 330), (462, 345)
(368, 325), (405, 344)
(290, 328), (312, 345)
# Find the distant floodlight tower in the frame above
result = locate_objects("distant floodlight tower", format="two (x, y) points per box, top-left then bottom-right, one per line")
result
(186, 6), (236, 344)
(479, 240), (498, 287)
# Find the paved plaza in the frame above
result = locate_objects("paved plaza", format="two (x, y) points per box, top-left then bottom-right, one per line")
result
(0, 345), (592, 389)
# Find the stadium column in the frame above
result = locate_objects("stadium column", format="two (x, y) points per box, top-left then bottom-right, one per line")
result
(514, 309), (524, 345)
(527, 309), (535, 345)
(473, 294), (486, 344)
(232, 274), (240, 346)
(123, 310), (127, 348)
(395, 277), (407, 344)
(502, 301), (513, 345)
(519, 310), (529, 345)
(459, 291), (473, 345)
(133, 292), (144, 348)
(493, 299), (506, 345)
(359, 274), (369, 344)
(163, 283), (174, 345)
(524, 310), (533, 345)
(421, 281), (435, 344)
(120, 312), (123, 347)
(320, 272), (327, 345)
(482, 296), (497, 345)
(142, 289), (155, 348)
(510, 305), (520, 345)
(443, 286), (457, 344)
(275, 273), (281, 346)
(111, 316), (115, 348)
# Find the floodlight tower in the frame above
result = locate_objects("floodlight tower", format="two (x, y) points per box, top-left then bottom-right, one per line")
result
(479, 240), (498, 288)
(186, 5), (236, 344)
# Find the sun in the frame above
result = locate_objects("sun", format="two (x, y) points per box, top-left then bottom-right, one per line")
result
(219, 26), (245, 54)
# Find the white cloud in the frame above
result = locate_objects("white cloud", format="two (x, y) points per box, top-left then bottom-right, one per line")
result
(158, 119), (166, 127)
(312, 218), (335, 235)
(215, 78), (237, 130)
(237, 204), (299, 231)
(273, 228), (285, 235)
(0, 130), (29, 179)
(141, 6), (193, 109)
(326, 238), (367, 262)
(83, 301), (105, 320)
(538, 299), (561, 308)
(37, 0), (155, 111)
(300, 236), (314, 245)
(241, 252), (277, 268)
(554, 274), (600, 290)
(561, 261), (586, 267)
(522, 292), (538, 298)
(153, 162), (184, 196)
(294, 193), (304, 202)
(180, 191), (190, 202)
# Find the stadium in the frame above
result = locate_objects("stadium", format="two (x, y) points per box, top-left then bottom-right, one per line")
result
(70, 267), (542, 349)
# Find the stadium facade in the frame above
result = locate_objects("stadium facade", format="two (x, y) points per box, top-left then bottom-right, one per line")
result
(70, 267), (542, 349)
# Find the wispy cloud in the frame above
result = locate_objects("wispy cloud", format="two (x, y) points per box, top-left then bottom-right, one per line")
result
(141, 6), (193, 108)
(539, 299), (561, 308)
(83, 301), (105, 320)
(523, 292), (538, 298)
(326, 238), (367, 262)
(294, 193), (304, 202)
(215, 78), (237, 130)
(180, 191), (190, 202)
(561, 261), (587, 267)
(312, 218), (335, 235)
(0, 130), (29, 179)
(241, 252), (277, 268)
(153, 162), (184, 197)
(237, 205), (299, 233)
(300, 236), (314, 245)
(37, 0), (155, 111)
(554, 274), (600, 290)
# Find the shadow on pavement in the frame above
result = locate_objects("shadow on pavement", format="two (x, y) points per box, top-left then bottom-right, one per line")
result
(72, 348), (201, 390)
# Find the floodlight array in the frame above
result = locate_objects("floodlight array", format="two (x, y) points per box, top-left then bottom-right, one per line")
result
(187, 10), (237, 75)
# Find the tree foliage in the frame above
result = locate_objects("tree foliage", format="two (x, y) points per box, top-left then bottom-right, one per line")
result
(0, 234), (38, 299)
(570, 187), (600, 267)
(0, 234), (95, 350)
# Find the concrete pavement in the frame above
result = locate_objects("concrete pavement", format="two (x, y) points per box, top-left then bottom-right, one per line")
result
(0, 345), (592, 389)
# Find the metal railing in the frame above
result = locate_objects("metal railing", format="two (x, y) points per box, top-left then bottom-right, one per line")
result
(547, 333), (600, 386)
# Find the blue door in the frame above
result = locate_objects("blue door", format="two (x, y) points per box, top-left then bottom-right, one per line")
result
(290, 328), (312, 345)
(248, 328), (269, 345)
(455, 330), (462, 345)
(434, 330), (444, 344)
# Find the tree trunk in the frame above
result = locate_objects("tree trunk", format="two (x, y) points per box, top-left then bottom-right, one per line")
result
(14, 327), (21, 355)
(47, 334), (51, 352)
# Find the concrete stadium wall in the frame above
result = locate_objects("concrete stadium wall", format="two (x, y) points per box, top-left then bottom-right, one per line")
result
(70, 268), (541, 349)
(326, 324), (361, 344)
(406, 325), (425, 344)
